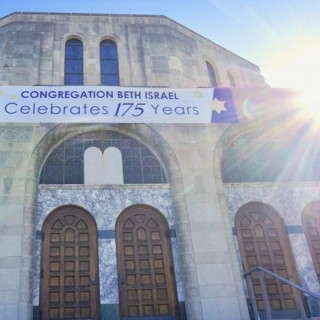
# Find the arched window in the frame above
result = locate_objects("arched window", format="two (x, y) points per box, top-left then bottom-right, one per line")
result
(206, 61), (218, 87)
(221, 134), (294, 183)
(40, 131), (167, 185)
(64, 39), (83, 85)
(100, 40), (120, 85)
(221, 128), (320, 183)
(228, 72), (236, 87)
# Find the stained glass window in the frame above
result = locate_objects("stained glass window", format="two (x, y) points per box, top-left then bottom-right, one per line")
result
(65, 157), (83, 184)
(40, 131), (166, 184)
(41, 157), (63, 184)
(143, 157), (163, 184)
(65, 39), (83, 85)
(100, 40), (120, 86)
(123, 157), (143, 184)
(221, 135), (297, 182)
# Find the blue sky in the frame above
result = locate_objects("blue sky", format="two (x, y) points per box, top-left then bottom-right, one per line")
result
(1, 0), (320, 91)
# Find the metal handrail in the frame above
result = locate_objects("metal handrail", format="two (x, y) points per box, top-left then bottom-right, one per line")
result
(243, 266), (320, 320)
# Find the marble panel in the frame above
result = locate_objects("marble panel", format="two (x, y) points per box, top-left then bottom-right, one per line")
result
(289, 234), (320, 293)
(32, 240), (41, 306)
(172, 237), (184, 301)
(33, 185), (184, 306)
(224, 183), (320, 296)
(98, 239), (118, 304)
(36, 185), (174, 230)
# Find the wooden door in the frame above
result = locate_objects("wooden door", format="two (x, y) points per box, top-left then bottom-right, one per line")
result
(235, 203), (302, 318)
(116, 205), (178, 318)
(302, 201), (320, 283)
(40, 206), (100, 320)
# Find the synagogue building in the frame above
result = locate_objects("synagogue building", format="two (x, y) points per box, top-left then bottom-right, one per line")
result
(0, 12), (319, 320)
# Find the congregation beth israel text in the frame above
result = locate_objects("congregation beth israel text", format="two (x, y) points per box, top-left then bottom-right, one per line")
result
(0, 87), (212, 122)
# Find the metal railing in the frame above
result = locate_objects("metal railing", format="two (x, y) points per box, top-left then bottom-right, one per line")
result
(243, 266), (320, 320)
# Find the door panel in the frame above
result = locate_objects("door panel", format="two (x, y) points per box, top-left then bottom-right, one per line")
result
(235, 203), (301, 317)
(302, 201), (320, 283)
(40, 206), (100, 320)
(116, 205), (178, 318)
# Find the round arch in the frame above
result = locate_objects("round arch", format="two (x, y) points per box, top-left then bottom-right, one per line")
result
(115, 204), (178, 317)
(40, 204), (100, 319)
(18, 123), (202, 320)
(205, 59), (220, 87)
(212, 122), (293, 318)
(57, 34), (87, 85)
(235, 201), (302, 317)
(227, 70), (237, 87)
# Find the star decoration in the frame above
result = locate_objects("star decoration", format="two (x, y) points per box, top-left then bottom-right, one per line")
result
(0, 90), (4, 96)
(210, 97), (227, 114)
(10, 94), (17, 99)
(193, 91), (203, 99)
(182, 99), (189, 104)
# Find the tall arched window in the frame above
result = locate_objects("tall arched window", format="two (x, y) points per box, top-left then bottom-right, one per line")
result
(206, 61), (218, 87)
(100, 40), (120, 85)
(64, 39), (83, 85)
(228, 72), (236, 87)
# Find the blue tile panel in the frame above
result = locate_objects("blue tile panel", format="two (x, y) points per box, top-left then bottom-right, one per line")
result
(36, 228), (176, 239)
(232, 226), (304, 236)
(286, 225), (303, 234)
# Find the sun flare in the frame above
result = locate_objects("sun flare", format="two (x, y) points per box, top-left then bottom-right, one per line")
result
(263, 36), (320, 124)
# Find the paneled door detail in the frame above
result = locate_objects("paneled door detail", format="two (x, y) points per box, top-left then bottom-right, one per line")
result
(116, 205), (178, 318)
(235, 203), (302, 318)
(40, 206), (100, 319)
(302, 201), (320, 284)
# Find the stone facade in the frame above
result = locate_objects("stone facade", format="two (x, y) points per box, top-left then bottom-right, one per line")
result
(0, 12), (265, 88)
(0, 11), (318, 320)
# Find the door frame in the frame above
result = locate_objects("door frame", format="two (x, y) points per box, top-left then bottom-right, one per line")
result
(39, 205), (100, 320)
(302, 201), (320, 284)
(235, 202), (303, 318)
(115, 204), (179, 319)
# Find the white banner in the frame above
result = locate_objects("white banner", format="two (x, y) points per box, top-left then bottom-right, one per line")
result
(0, 86), (217, 123)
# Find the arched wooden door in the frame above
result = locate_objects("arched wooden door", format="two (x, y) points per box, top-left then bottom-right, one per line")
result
(302, 201), (320, 283)
(116, 205), (179, 318)
(235, 203), (302, 319)
(40, 206), (100, 320)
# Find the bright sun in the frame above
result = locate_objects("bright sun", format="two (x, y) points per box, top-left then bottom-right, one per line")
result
(263, 36), (320, 121)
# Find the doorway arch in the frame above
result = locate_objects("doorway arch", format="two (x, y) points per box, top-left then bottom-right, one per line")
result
(20, 123), (200, 320)
(40, 205), (100, 319)
(116, 205), (179, 318)
(235, 202), (302, 318)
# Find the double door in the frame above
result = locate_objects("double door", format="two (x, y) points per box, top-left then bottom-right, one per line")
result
(40, 205), (178, 319)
